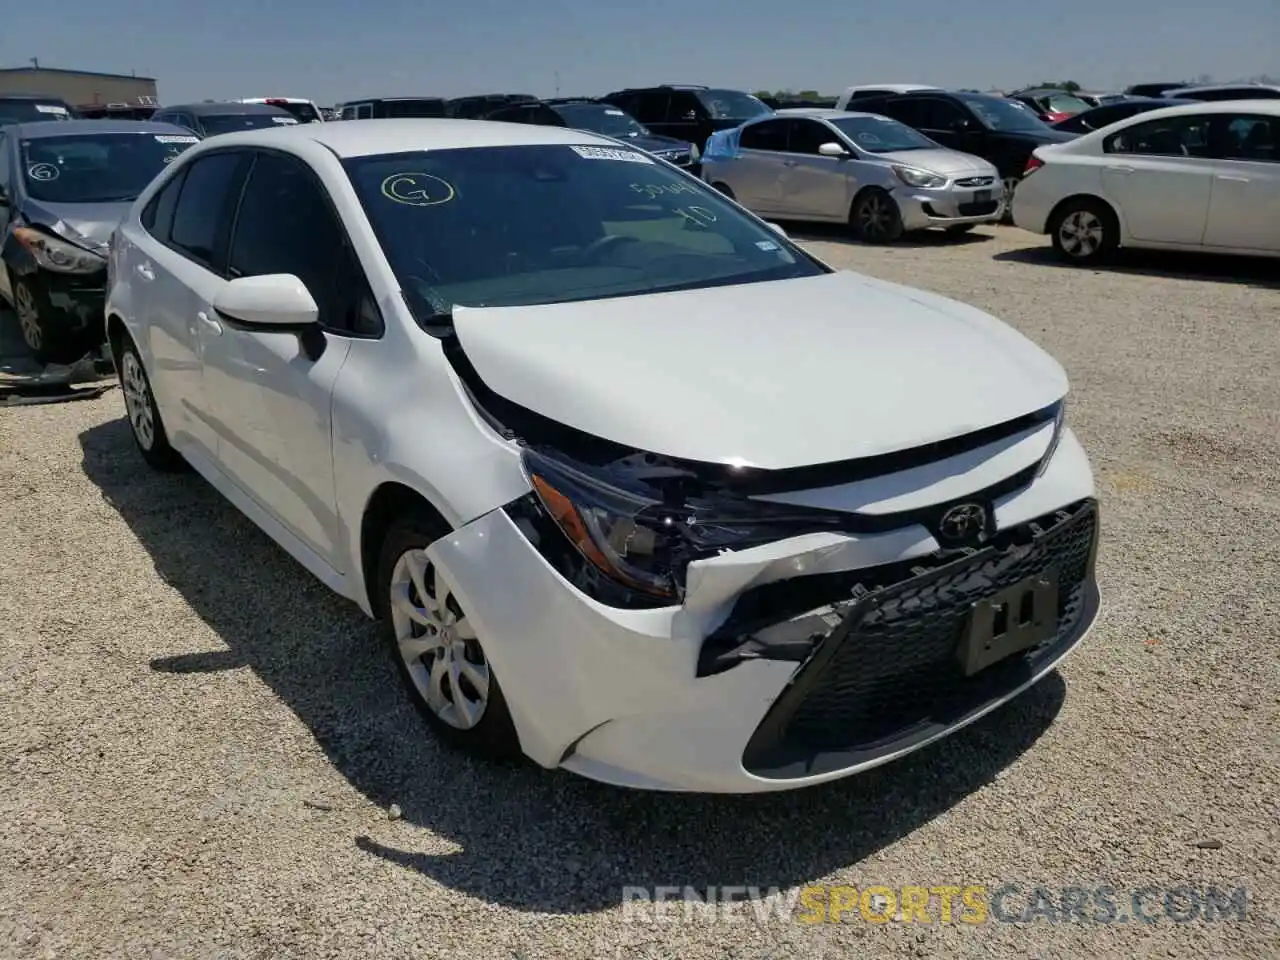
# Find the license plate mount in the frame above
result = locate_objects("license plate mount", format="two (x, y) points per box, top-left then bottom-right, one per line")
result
(973, 189), (992, 204)
(957, 568), (1060, 676)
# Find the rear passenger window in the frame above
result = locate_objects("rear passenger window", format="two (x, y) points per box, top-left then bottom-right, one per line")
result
(739, 118), (789, 151)
(1104, 115), (1212, 157)
(169, 152), (249, 270)
(141, 168), (187, 242)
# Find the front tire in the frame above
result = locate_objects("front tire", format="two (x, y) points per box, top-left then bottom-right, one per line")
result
(376, 512), (520, 760)
(117, 336), (185, 470)
(851, 189), (904, 244)
(14, 278), (87, 366)
(1048, 198), (1118, 264)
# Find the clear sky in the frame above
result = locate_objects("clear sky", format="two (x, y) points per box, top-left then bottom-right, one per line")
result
(6, 1), (1277, 105)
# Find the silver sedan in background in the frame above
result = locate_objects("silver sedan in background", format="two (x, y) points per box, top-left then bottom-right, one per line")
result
(700, 108), (1005, 243)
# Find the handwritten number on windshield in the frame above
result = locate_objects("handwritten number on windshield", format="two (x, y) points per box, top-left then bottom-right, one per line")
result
(381, 173), (456, 207)
(630, 181), (699, 200)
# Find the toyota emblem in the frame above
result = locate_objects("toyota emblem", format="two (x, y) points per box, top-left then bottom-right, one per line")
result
(936, 502), (989, 545)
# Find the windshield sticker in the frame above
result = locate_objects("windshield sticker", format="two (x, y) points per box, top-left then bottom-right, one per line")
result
(755, 240), (779, 251)
(604, 109), (626, 116)
(27, 163), (59, 181)
(381, 172), (456, 206)
(271, 117), (299, 124)
(629, 181), (699, 199)
(570, 145), (653, 163)
(155, 134), (199, 144)
(35, 104), (69, 115)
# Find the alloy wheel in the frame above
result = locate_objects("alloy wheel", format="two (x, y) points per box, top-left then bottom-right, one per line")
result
(1058, 210), (1105, 258)
(858, 194), (892, 240)
(121, 351), (156, 450)
(389, 548), (490, 730)
(14, 284), (42, 350)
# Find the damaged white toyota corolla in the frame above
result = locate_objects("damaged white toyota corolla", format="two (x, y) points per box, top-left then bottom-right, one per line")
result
(106, 119), (1100, 793)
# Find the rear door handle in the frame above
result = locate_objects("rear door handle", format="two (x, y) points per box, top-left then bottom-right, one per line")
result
(135, 262), (155, 281)
(196, 311), (222, 336)
(1104, 165), (1134, 174)
(1216, 175), (1250, 182)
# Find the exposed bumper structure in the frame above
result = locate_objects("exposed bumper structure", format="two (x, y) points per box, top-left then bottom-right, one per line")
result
(427, 430), (1099, 793)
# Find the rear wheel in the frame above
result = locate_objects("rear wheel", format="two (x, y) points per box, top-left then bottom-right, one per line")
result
(851, 189), (904, 244)
(1048, 198), (1119, 264)
(377, 512), (520, 759)
(117, 336), (185, 470)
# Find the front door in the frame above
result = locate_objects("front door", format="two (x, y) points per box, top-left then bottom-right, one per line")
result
(200, 149), (378, 570)
(1202, 115), (1280, 253)
(776, 118), (850, 219)
(733, 118), (792, 212)
(1100, 114), (1216, 245)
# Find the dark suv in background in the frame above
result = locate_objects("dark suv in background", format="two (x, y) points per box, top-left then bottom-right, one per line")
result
(448, 93), (538, 119)
(482, 98), (697, 168)
(0, 94), (78, 126)
(852, 90), (1076, 217)
(600, 84), (771, 151)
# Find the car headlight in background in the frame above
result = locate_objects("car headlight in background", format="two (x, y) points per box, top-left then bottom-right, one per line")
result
(509, 447), (849, 604)
(891, 165), (947, 189)
(12, 226), (107, 274)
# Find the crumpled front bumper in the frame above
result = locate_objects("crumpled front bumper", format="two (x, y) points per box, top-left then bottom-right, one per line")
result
(896, 182), (1006, 230)
(426, 430), (1098, 793)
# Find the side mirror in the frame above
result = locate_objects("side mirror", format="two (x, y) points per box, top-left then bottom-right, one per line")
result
(818, 141), (848, 158)
(213, 274), (326, 359)
(765, 221), (788, 238)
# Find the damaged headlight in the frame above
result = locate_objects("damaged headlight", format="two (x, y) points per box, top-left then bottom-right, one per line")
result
(891, 165), (947, 189)
(13, 227), (106, 274)
(512, 447), (846, 604)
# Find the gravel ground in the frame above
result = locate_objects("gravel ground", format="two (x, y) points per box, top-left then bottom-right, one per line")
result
(1, 225), (1277, 960)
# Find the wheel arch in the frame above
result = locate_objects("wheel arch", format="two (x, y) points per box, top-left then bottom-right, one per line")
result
(359, 481), (452, 617)
(848, 183), (893, 221)
(105, 312), (129, 365)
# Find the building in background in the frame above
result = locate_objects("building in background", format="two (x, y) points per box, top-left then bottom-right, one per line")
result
(0, 65), (159, 115)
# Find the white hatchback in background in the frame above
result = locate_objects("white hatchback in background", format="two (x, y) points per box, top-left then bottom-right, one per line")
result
(105, 119), (1099, 793)
(1012, 100), (1280, 262)
(835, 84), (941, 111)
(702, 109), (1004, 242)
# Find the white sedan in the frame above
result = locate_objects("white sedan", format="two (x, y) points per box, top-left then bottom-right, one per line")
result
(105, 119), (1100, 793)
(1013, 100), (1280, 262)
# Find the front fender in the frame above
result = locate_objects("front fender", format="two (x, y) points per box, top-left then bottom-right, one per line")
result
(1, 230), (39, 279)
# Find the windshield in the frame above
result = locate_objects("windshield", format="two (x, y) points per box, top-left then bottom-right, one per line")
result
(201, 113), (297, 135)
(344, 144), (822, 318)
(20, 132), (199, 203)
(699, 90), (771, 121)
(829, 116), (936, 152)
(552, 103), (649, 138)
(270, 101), (321, 123)
(958, 95), (1049, 133)
(1042, 93), (1091, 114)
(0, 100), (74, 126)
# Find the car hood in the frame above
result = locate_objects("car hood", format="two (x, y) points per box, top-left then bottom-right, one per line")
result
(18, 198), (130, 254)
(451, 270), (1068, 469)
(875, 147), (996, 177)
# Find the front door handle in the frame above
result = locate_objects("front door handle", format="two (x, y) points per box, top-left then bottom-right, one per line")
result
(1104, 165), (1134, 174)
(1216, 175), (1250, 182)
(782, 159), (799, 167)
(196, 311), (222, 336)
(135, 262), (155, 281)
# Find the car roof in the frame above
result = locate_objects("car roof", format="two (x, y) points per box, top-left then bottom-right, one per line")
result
(5, 119), (195, 139)
(774, 108), (882, 120)
(181, 117), (622, 157)
(164, 102), (293, 116)
(1164, 83), (1280, 96)
(843, 84), (939, 93)
(339, 97), (446, 105)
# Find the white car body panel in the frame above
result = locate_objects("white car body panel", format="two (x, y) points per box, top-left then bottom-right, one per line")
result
(1012, 99), (1280, 257)
(834, 84), (941, 111)
(106, 119), (1099, 792)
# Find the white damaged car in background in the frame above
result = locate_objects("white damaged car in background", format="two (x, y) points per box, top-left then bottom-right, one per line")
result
(104, 119), (1100, 793)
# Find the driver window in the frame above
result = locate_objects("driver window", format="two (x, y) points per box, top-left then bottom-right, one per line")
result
(784, 119), (835, 155)
(739, 119), (788, 152)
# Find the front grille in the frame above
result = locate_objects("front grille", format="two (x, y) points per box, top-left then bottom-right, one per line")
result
(954, 176), (995, 187)
(957, 199), (1001, 216)
(742, 499), (1099, 778)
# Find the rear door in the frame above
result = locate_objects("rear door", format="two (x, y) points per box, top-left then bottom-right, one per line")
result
(129, 150), (251, 462)
(732, 118), (792, 212)
(1100, 114), (1216, 245)
(1202, 113), (1280, 253)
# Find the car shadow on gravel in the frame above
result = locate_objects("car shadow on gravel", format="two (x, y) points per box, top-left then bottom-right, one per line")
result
(779, 221), (993, 248)
(80, 417), (1065, 915)
(993, 245), (1280, 289)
